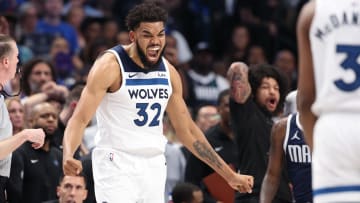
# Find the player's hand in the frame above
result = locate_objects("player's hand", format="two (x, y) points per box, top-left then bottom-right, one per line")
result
(228, 173), (254, 193)
(63, 157), (83, 176)
(22, 128), (45, 149)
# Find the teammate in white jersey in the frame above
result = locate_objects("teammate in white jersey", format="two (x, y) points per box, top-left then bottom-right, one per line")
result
(297, 0), (360, 202)
(62, 2), (253, 203)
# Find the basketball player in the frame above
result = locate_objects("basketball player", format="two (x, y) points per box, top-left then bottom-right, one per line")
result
(260, 112), (312, 203)
(62, 3), (253, 202)
(297, 0), (360, 202)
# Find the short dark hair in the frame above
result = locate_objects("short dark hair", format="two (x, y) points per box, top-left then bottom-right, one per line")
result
(0, 34), (15, 59)
(125, 2), (168, 31)
(248, 64), (289, 114)
(172, 182), (200, 203)
(59, 172), (87, 189)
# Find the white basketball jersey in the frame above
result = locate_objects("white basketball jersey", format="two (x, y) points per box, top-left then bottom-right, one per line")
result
(310, 0), (360, 116)
(94, 45), (172, 156)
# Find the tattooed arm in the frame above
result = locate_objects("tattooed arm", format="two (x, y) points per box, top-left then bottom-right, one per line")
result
(166, 62), (254, 193)
(227, 62), (251, 104)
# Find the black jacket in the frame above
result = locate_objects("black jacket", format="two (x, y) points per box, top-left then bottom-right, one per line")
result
(7, 142), (63, 203)
(230, 98), (292, 202)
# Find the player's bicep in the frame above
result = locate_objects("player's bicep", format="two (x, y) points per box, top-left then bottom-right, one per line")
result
(166, 65), (193, 134)
(72, 53), (119, 124)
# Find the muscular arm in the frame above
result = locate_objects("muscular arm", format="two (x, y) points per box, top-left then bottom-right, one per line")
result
(226, 62), (251, 104)
(260, 117), (287, 203)
(166, 63), (253, 193)
(62, 53), (120, 174)
(296, 1), (316, 150)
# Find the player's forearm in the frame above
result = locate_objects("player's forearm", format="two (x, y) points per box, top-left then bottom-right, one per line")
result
(298, 110), (316, 150)
(260, 174), (280, 203)
(179, 126), (235, 181)
(0, 132), (26, 159)
(63, 119), (87, 158)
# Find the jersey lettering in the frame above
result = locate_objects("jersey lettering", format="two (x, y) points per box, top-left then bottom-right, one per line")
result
(288, 145), (311, 163)
(128, 88), (169, 99)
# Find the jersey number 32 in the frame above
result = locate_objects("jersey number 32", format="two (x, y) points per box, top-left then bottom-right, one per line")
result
(134, 102), (161, 127)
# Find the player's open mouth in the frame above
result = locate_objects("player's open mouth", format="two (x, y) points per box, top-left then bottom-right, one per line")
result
(147, 46), (161, 61)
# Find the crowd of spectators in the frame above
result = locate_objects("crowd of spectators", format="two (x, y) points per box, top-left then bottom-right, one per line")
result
(1, 0), (309, 202)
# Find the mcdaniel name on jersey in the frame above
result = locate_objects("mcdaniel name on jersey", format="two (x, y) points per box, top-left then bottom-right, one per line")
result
(314, 8), (360, 40)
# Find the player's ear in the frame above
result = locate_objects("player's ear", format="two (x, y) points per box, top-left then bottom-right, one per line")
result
(56, 186), (61, 197)
(129, 31), (135, 42)
(82, 189), (88, 200)
(1, 56), (9, 67)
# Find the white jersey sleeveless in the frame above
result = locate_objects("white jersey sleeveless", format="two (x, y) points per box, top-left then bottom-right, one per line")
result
(309, 0), (360, 116)
(94, 45), (172, 156)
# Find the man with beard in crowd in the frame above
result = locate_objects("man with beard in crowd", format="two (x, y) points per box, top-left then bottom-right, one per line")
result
(7, 102), (63, 203)
(227, 62), (292, 202)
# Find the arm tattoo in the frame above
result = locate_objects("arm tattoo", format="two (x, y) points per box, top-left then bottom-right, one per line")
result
(231, 73), (242, 82)
(193, 141), (222, 169)
(231, 68), (251, 102)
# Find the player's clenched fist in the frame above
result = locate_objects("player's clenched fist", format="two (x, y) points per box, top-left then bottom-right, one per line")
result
(22, 128), (45, 149)
(228, 173), (254, 194)
(63, 157), (83, 176)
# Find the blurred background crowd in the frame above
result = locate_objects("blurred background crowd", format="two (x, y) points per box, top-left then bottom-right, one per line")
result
(0, 0), (308, 202)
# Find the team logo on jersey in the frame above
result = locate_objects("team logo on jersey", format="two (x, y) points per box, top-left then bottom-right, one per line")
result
(128, 73), (138, 78)
(291, 131), (301, 141)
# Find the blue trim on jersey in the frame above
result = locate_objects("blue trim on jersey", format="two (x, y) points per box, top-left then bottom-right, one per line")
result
(313, 185), (360, 197)
(126, 78), (169, 86)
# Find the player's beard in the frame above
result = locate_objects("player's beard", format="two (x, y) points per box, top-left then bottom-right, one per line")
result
(136, 41), (164, 70)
